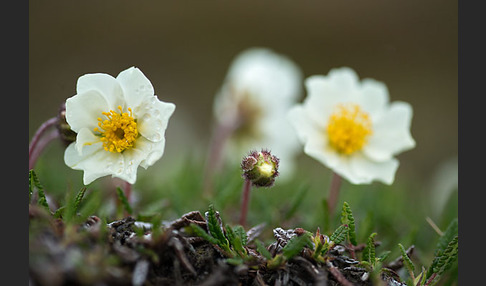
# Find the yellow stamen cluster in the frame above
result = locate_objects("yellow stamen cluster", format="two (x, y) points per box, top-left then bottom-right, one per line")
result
(94, 106), (138, 153)
(326, 103), (372, 155)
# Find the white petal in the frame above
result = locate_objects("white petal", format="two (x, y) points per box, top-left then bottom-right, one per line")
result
(303, 76), (340, 125)
(65, 142), (97, 169)
(115, 147), (147, 184)
(136, 96), (176, 142)
(355, 78), (389, 116)
(304, 141), (367, 184)
(64, 143), (124, 185)
(138, 138), (166, 169)
(303, 69), (360, 127)
(65, 90), (109, 132)
(350, 154), (399, 185)
(74, 127), (101, 155)
(304, 141), (339, 171)
(327, 67), (360, 92)
(363, 101), (415, 161)
(287, 106), (320, 143)
(289, 107), (347, 175)
(116, 67), (155, 109)
(288, 105), (342, 171)
(76, 73), (124, 109)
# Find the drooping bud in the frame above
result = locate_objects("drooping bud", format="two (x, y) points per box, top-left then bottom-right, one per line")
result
(56, 102), (77, 146)
(241, 149), (280, 187)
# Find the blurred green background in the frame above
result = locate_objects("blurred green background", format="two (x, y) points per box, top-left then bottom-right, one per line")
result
(29, 0), (457, 239)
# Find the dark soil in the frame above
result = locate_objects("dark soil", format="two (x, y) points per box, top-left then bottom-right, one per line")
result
(29, 206), (409, 286)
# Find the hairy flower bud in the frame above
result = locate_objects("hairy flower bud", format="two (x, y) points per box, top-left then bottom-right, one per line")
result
(241, 149), (280, 187)
(56, 102), (77, 146)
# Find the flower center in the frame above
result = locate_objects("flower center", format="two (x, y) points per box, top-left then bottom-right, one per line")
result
(94, 106), (138, 153)
(230, 89), (264, 143)
(258, 161), (276, 178)
(326, 103), (372, 155)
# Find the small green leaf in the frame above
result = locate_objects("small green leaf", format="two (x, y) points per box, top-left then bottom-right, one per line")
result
(29, 170), (50, 212)
(431, 236), (458, 278)
(226, 257), (244, 265)
(398, 243), (415, 280)
(226, 225), (246, 256)
(256, 240), (272, 260)
(435, 218), (458, 257)
(28, 170), (35, 202)
(282, 232), (312, 260)
(233, 225), (248, 246)
(414, 267), (426, 286)
(330, 224), (349, 245)
(377, 250), (391, 262)
(313, 238), (324, 259)
(363, 233), (377, 266)
(62, 187), (96, 224)
(116, 187), (133, 215)
(206, 204), (230, 250)
(190, 223), (219, 245)
(426, 219), (458, 281)
(29, 170), (43, 194)
(76, 190), (101, 223)
(37, 187), (50, 213)
(359, 260), (372, 270)
(53, 206), (65, 218)
(341, 202), (357, 246)
(73, 187), (87, 212)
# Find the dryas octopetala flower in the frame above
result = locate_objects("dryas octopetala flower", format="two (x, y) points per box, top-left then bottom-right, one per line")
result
(213, 47), (303, 179)
(63, 67), (176, 185)
(288, 67), (415, 185)
(241, 149), (280, 187)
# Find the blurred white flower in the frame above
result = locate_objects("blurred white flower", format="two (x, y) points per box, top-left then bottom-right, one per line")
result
(288, 67), (415, 184)
(212, 47), (303, 178)
(64, 67), (176, 185)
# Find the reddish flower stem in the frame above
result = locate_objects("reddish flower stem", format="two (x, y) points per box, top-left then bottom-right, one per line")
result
(239, 179), (252, 227)
(29, 117), (58, 157)
(327, 171), (342, 217)
(124, 180), (132, 204)
(123, 180), (132, 217)
(29, 117), (60, 170)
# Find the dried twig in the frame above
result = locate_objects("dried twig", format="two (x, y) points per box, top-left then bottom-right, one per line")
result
(326, 261), (354, 286)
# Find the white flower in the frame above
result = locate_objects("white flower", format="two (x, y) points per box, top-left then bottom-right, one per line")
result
(288, 67), (415, 185)
(64, 67), (176, 185)
(213, 47), (303, 178)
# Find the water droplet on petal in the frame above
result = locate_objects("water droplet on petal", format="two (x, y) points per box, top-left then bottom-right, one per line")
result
(149, 132), (161, 142)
